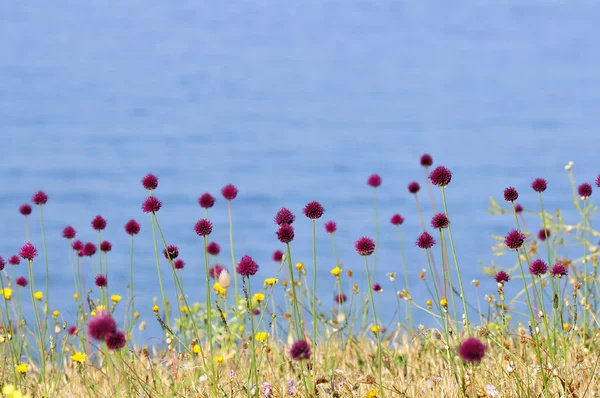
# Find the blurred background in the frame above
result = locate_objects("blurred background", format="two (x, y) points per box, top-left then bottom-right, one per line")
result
(1, 2), (599, 340)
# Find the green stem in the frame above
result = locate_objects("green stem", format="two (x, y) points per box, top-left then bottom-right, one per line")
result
(311, 220), (318, 379)
(228, 201), (239, 300)
(364, 255), (383, 397)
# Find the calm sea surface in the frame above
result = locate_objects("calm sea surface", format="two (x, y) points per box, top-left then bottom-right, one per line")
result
(1, 2), (599, 341)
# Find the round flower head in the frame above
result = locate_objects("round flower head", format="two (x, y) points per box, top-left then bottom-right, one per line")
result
(91, 215), (107, 231)
(142, 196), (162, 213)
(551, 263), (568, 278)
(504, 230), (526, 250)
(277, 224), (295, 243)
(221, 184), (238, 201)
(537, 228), (551, 241)
(429, 166), (452, 187)
(373, 283), (382, 292)
(88, 310), (116, 341)
(335, 293), (347, 304)
(95, 274), (107, 288)
(494, 271), (510, 283)
(105, 331), (127, 350)
(68, 326), (78, 335)
(324, 220), (337, 234)
(0, 257), (5, 271)
(19, 242), (38, 261)
(355, 237), (376, 256)
(124, 219), (141, 235)
(514, 204), (523, 213)
(420, 153), (433, 167)
(62, 226), (77, 239)
(367, 174), (382, 188)
(596, 174), (600, 188)
(194, 219), (213, 236)
(9, 255), (20, 266)
(100, 241), (112, 252)
(275, 208), (295, 225)
(141, 173), (158, 190)
(431, 213), (450, 229)
(19, 204), (32, 216)
(252, 308), (261, 316)
(174, 259), (185, 270)
(416, 232), (435, 249)
(207, 242), (220, 256)
(32, 190), (48, 205)
(390, 214), (404, 226)
(408, 182), (420, 194)
(303, 201), (325, 220)
(163, 245), (179, 260)
(209, 264), (226, 279)
(16, 277), (28, 287)
(529, 259), (548, 276)
(290, 340), (312, 361)
(236, 255), (259, 277)
(531, 178), (547, 193)
(458, 337), (486, 363)
(72, 240), (83, 251)
(83, 242), (97, 257)
(578, 183), (592, 198)
(272, 250), (284, 262)
(198, 193), (216, 209)
(503, 187), (518, 202)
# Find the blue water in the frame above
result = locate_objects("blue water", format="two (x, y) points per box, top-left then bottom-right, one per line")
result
(1, 2), (599, 341)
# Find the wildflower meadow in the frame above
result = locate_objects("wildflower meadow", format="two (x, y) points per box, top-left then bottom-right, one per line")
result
(2, 155), (600, 397)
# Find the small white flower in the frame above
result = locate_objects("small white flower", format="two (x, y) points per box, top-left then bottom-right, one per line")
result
(485, 384), (500, 397)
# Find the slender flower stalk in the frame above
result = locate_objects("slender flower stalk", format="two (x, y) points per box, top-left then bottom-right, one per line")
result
(367, 174), (381, 271)
(420, 153), (438, 213)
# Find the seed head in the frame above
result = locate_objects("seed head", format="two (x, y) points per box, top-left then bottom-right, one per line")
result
(537, 229), (551, 241)
(105, 331), (127, 350)
(163, 245), (179, 260)
(277, 224), (295, 243)
(303, 201), (325, 220)
(531, 178), (547, 193)
(62, 226), (76, 239)
(429, 166), (452, 187)
(420, 154), (433, 167)
(503, 187), (518, 202)
(19, 242), (38, 261)
(91, 215), (107, 231)
(494, 271), (510, 283)
(142, 197), (162, 213)
(431, 213), (450, 229)
(275, 208), (295, 225)
(174, 259), (185, 270)
(529, 259), (548, 276)
(408, 182), (420, 194)
(221, 184), (238, 201)
(551, 263), (568, 278)
(390, 214), (404, 226)
(16, 276), (28, 287)
(194, 219), (213, 236)
(272, 250), (284, 262)
(355, 237), (376, 256)
(290, 340), (312, 361)
(100, 241), (112, 252)
(32, 191), (48, 205)
(504, 230), (526, 250)
(236, 255), (259, 277)
(124, 219), (141, 235)
(198, 192), (216, 208)
(458, 337), (486, 363)
(141, 174), (158, 190)
(416, 232), (435, 249)
(95, 274), (107, 288)
(207, 242), (220, 256)
(367, 174), (382, 188)
(324, 221), (337, 234)
(578, 183), (592, 198)
(19, 204), (32, 216)
(88, 310), (116, 341)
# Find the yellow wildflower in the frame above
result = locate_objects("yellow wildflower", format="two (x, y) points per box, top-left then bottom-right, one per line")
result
(1, 288), (13, 300)
(192, 345), (201, 354)
(213, 282), (227, 296)
(426, 299), (432, 309)
(33, 291), (43, 301)
(255, 332), (269, 343)
(110, 295), (121, 303)
(440, 298), (448, 307)
(70, 352), (86, 363)
(96, 305), (106, 311)
(563, 323), (572, 332)
(296, 262), (304, 270)
(16, 363), (28, 374)
(367, 389), (379, 398)
(180, 306), (188, 312)
(330, 266), (342, 277)
(252, 293), (265, 302)
(73, 293), (79, 300)
(370, 325), (380, 335)
(52, 310), (60, 319)
(152, 305), (160, 313)
(264, 278), (278, 287)
(215, 356), (224, 364)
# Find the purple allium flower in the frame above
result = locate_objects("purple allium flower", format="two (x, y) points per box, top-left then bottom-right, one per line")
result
(82, 242), (97, 257)
(277, 224), (295, 243)
(16, 276), (28, 287)
(494, 271), (510, 284)
(531, 178), (547, 193)
(597, 174), (600, 188)
(537, 229), (551, 241)
(198, 193), (216, 209)
(529, 259), (548, 276)
(32, 191), (48, 205)
(429, 166), (452, 187)
(209, 264), (225, 278)
(124, 219), (141, 235)
(551, 263), (568, 278)
(236, 255), (259, 277)
(68, 326), (78, 335)
(100, 241), (112, 252)
(275, 208), (295, 225)
(141, 173), (158, 190)
(72, 240), (83, 251)
(335, 293), (347, 304)
(163, 245), (179, 260)
(207, 242), (220, 256)
(408, 182), (420, 194)
(19, 242), (37, 261)
(416, 232), (435, 249)
(578, 183), (592, 198)
(9, 255), (20, 266)
(355, 237), (376, 256)
(390, 214), (404, 226)
(174, 259), (185, 270)
(194, 219), (213, 236)
(105, 330), (127, 350)
(88, 310), (116, 341)
(273, 250), (284, 262)
(290, 340), (312, 361)
(324, 221), (337, 234)
(19, 204), (32, 216)
(373, 283), (382, 292)
(303, 201), (325, 220)
(62, 226), (77, 239)
(420, 154), (433, 167)
(222, 184), (238, 201)
(0, 257), (4, 271)
(431, 213), (450, 229)
(367, 174), (382, 188)
(252, 308), (261, 316)
(458, 337), (486, 363)
(514, 204), (523, 213)
(95, 274), (107, 288)
(142, 197), (162, 213)
(505, 230), (526, 250)
(503, 187), (518, 202)
(91, 215), (107, 231)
